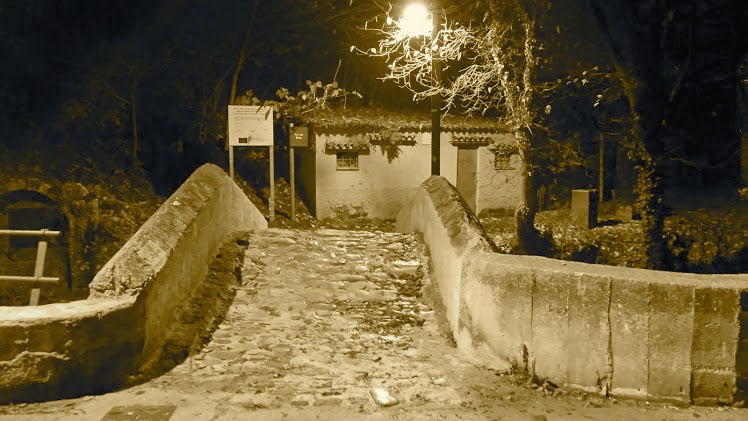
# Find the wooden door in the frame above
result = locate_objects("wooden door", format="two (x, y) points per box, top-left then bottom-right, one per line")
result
(456, 148), (478, 213)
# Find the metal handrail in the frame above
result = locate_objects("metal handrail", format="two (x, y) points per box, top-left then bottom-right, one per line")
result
(0, 228), (62, 305)
(0, 275), (60, 283)
(0, 229), (61, 237)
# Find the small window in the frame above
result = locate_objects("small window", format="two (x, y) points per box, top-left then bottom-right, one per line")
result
(336, 152), (359, 170)
(494, 153), (513, 170)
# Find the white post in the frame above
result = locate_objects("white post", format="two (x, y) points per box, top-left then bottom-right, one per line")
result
(599, 133), (604, 209)
(229, 145), (235, 179)
(29, 240), (48, 306)
(269, 145), (275, 222)
(289, 123), (296, 222)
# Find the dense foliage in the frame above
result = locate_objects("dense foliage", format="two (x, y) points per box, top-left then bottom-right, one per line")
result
(0, 0), (745, 275)
(484, 200), (747, 274)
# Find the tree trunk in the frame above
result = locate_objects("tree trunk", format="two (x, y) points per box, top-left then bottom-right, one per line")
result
(512, 13), (546, 256)
(630, 78), (669, 270)
(585, 0), (670, 269)
(225, 0), (259, 150)
(514, 129), (543, 255)
(640, 163), (668, 269)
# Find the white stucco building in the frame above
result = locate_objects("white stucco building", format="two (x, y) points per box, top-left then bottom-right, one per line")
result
(293, 108), (522, 220)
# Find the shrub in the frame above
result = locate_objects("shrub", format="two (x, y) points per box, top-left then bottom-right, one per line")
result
(484, 203), (746, 274)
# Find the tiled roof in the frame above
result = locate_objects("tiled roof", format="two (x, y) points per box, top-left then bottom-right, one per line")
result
(324, 141), (370, 151)
(367, 132), (418, 144)
(450, 133), (494, 146)
(293, 107), (508, 135)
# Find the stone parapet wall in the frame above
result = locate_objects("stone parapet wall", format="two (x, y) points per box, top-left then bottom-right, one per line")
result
(0, 164), (268, 404)
(396, 176), (496, 335)
(0, 297), (142, 404)
(397, 176), (748, 406)
(462, 255), (747, 406)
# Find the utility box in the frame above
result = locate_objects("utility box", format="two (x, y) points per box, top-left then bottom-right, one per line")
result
(571, 189), (598, 229)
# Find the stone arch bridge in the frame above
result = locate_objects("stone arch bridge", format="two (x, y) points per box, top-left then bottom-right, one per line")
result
(0, 164), (746, 420)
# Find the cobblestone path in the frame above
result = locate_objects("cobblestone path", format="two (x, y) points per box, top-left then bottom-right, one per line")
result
(165, 227), (472, 415)
(1, 228), (746, 420)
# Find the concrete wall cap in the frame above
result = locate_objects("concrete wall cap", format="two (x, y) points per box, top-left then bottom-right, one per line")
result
(0, 297), (135, 324)
(471, 253), (748, 289)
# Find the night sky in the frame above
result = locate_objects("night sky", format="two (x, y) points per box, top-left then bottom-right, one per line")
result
(0, 0), (404, 135)
(1, 0), (746, 188)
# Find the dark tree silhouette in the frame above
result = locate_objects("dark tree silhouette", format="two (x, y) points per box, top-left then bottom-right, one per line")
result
(584, 0), (747, 268)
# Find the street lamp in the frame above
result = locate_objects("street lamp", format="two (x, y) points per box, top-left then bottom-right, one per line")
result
(400, 2), (440, 176)
(399, 4), (431, 37)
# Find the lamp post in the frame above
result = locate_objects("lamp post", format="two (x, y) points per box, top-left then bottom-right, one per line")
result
(401, 3), (440, 176)
(430, 4), (441, 176)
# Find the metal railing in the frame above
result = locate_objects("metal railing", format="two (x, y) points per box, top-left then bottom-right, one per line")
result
(0, 229), (61, 305)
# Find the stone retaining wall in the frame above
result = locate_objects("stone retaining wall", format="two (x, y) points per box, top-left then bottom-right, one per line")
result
(397, 175), (748, 406)
(0, 174), (99, 290)
(0, 164), (267, 404)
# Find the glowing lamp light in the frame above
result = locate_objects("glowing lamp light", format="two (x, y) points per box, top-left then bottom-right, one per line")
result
(399, 3), (432, 38)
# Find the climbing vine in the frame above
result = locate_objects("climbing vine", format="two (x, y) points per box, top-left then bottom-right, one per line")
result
(233, 77), (362, 124)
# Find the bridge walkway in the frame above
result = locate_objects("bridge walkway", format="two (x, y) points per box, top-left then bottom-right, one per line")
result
(0, 228), (744, 420)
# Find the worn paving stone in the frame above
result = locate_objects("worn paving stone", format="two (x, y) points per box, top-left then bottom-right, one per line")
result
(100, 405), (176, 421)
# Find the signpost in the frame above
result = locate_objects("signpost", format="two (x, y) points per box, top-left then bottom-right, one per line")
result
(228, 105), (275, 221)
(288, 124), (309, 222)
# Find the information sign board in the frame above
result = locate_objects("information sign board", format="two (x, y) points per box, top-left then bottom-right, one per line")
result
(290, 126), (309, 147)
(228, 105), (274, 146)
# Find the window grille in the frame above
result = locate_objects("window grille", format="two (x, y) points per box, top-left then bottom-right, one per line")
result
(494, 153), (513, 170)
(336, 152), (359, 170)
